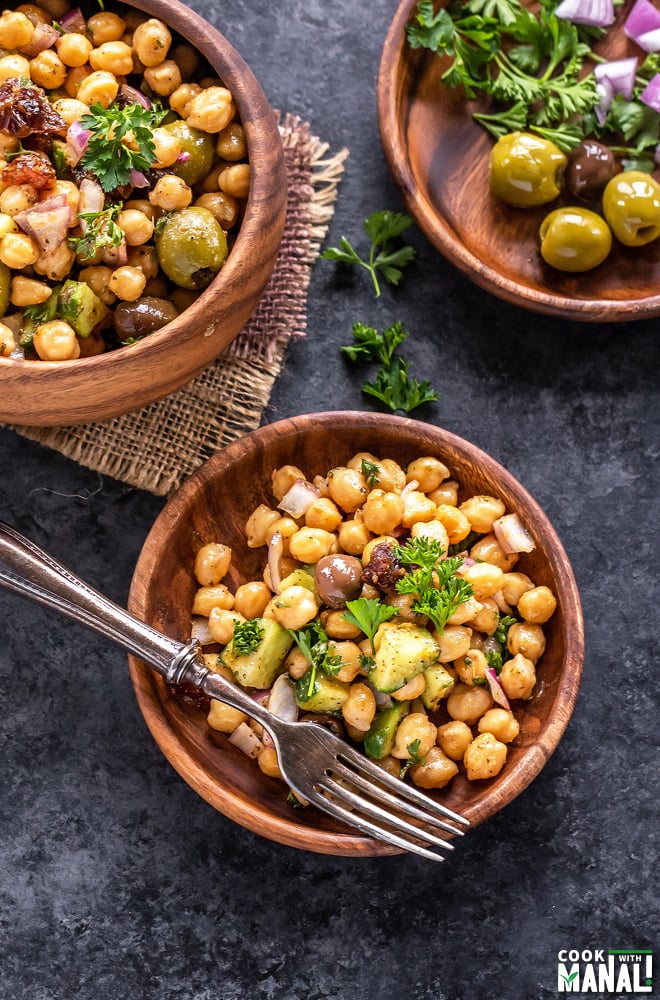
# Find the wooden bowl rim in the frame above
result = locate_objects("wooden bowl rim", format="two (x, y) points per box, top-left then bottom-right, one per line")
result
(377, 0), (660, 322)
(128, 412), (584, 856)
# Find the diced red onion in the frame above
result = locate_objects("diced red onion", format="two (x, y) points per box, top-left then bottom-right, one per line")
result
(229, 722), (263, 758)
(554, 0), (614, 27)
(485, 667), (511, 710)
(21, 21), (59, 56)
(177, 151), (191, 163)
(637, 28), (660, 52)
(366, 680), (393, 710)
(492, 590), (513, 615)
(65, 120), (90, 165)
(267, 530), (284, 593)
(191, 616), (214, 645)
(15, 195), (71, 252)
(594, 77), (615, 125)
(655, 142), (660, 166)
(59, 6), (87, 32)
(493, 513), (536, 554)
(278, 479), (321, 518)
(594, 58), (638, 101)
(400, 478), (420, 497)
(641, 74), (660, 112)
(129, 169), (150, 188)
(268, 674), (298, 722)
(624, 0), (660, 48)
(120, 83), (152, 109)
(78, 177), (104, 220)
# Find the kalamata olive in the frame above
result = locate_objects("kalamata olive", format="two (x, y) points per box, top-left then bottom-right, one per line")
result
(315, 553), (363, 608)
(114, 297), (179, 340)
(564, 140), (616, 201)
(155, 207), (228, 289)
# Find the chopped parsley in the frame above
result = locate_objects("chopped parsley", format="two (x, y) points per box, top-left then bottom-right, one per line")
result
(288, 622), (345, 699)
(231, 619), (264, 656)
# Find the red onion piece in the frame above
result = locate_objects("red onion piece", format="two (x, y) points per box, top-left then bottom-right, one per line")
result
(59, 6), (87, 33)
(594, 58), (638, 101)
(65, 120), (90, 165)
(228, 722), (262, 758)
(21, 21), (59, 56)
(485, 668), (511, 710)
(14, 194), (71, 252)
(637, 28), (660, 52)
(278, 478), (320, 518)
(191, 616), (214, 645)
(267, 530), (284, 593)
(493, 513), (535, 554)
(624, 0), (660, 46)
(78, 177), (104, 220)
(641, 74), (660, 112)
(554, 0), (614, 26)
(129, 169), (150, 188)
(120, 83), (152, 109)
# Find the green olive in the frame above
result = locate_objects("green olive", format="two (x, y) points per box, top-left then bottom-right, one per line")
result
(539, 207), (612, 272)
(155, 207), (228, 289)
(0, 262), (9, 317)
(163, 118), (215, 185)
(602, 170), (660, 247)
(490, 131), (567, 207)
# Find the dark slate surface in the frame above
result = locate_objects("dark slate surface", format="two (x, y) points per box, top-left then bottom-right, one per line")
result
(1, 1), (658, 998)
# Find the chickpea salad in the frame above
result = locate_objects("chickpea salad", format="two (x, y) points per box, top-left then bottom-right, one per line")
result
(0, 1), (250, 363)
(186, 452), (557, 802)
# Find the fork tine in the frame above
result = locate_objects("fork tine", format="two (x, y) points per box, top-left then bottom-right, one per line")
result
(330, 758), (465, 838)
(309, 782), (450, 862)
(335, 747), (470, 829)
(316, 775), (456, 853)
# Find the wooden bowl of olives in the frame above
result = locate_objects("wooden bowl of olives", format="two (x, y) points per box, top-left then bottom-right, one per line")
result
(378, 0), (660, 322)
(0, 0), (286, 425)
(127, 412), (584, 857)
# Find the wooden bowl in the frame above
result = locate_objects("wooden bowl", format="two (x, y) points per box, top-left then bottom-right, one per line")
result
(0, 0), (287, 426)
(378, 0), (660, 322)
(127, 411), (584, 857)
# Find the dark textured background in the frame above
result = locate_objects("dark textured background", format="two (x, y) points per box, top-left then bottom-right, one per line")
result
(1, 1), (658, 998)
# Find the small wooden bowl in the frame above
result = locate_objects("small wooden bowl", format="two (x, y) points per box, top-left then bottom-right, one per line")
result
(0, 0), (287, 426)
(378, 0), (660, 322)
(127, 412), (584, 857)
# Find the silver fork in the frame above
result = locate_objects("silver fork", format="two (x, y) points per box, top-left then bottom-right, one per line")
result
(0, 521), (469, 861)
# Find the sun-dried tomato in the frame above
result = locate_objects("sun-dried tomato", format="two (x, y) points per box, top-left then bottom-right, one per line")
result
(0, 77), (65, 138)
(363, 541), (406, 592)
(3, 151), (56, 189)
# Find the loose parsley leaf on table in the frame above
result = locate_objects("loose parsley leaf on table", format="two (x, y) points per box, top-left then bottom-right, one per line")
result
(341, 320), (438, 415)
(320, 210), (416, 297)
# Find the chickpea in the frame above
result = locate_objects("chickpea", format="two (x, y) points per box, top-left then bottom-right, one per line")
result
(406, 456), (450, 492)
(29, 49), (67, 89)
(478, 708), (520, 743)
(144, 59), (182, 97)
(34, 0), (67, 16)
(89, 41), (133, 75)
(454, 647), (488, 686)
(507, 621), (546, 663)
(304, 497), (343, 533)
(108, 265), (146, 302)
(272, 585), (318, 631)
(435, 504), (471, 545)
(186, 86), (234, 132)
(284, 646), (310, 680)
(436, 720), (473, 761)
(76, 70), (119, 108)
(34, 242), (75, 281)
(327, 466), (368, 513)
(392, 713), (437, 760)
(501, 571), (535, 607)
(87, 11), (126, 45)
(391, 673), (426, 701)
(333, 641), (363, 682)
(192, 584), (234, 617)
(436, 625), (472, 662)
(0, 321), (17, 357)
(32, 319), (80, 361)
(207, 699), (247, 734)
(207, 607), (245, 645)
(56, 32), (93, 68)
(499, 653), (536, 700)
(376, 458), (406, 493)
(270, 464), (305, 501)
(194, 542), (232, 586)
(148, 174), (192, 211)
(0, 10), (34, 48)
(460, 562), (505, 601)
(169, 82), (202, 118)
(288, 527), (335, 564)
(410, 519), (449, 549)
(116, 209), (154, 248)
(470, 533), (519, 572)
(16, 5), (49, 25)
(257, 746), (283, 780)
(446, 682), (493, 725)
(446, 595), (482, 627)
(10, 276), (51, 308)
(0, 232), (39, 269)
(265, 517), (299, 555)
(216, 122), (247, 162)
(0, 213), (17, 238)
(459, 495), (506, 534)
(132, 18), (172, 66)
(401, 490), (437, 528)
(78, 265), (116, 306)
(464, 732), (507, 781)
(428, 480), (459, 506)
(410, 746), (458, 790)
(233, 581), (271, 620)
(126, 246), (159, 280)
(0, 54), (31, 82)
(362, 489), (403, 534)
(320, 609), (362, 640)
(373, 756), (401, 780)
(337, 519), (371, 556)
(151, 127), (182, 169)
(245, 505), (280, 548)
(341, 683), (376, 732)
(467, 597), (499, 635)
(518, 585), (557, 624)
(218, 163), (251, 199)
(194, 191), (239, 229)
(0, 184), (38, 217)
(171, 41), (199, 79)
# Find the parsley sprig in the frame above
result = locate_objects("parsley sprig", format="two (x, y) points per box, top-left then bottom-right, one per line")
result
(393, 538), (474, 636)
(288, 622), (345, 699)
(80, 101), (164, 192)
(321, 210), (416, 297)
(342, 320), (438, 414)
(343, 597), (398, 653)
(68, 205), (123, 261)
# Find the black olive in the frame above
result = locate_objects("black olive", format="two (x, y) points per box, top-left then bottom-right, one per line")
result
(114, 297), (179, 340)
(564, 140), (616, 201)
(314, 553), (363, 608)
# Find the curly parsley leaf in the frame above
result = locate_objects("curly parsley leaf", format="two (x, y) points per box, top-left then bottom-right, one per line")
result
(343, 597), (397, 652)
(361, 458), (380, 487)
(321, 210), (415, 297)
(342, 321), (438, 415)
(394, 540), (473, 637)
(399, 738), (425, 778)
(80, 101), (164, 192)
(68, 204), (123, 261)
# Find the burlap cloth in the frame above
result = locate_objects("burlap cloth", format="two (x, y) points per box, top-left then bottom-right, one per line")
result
(10, 114), (348, 497)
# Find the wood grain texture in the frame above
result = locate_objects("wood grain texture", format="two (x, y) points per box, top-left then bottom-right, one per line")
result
(127, 412), (584, 857)
(378, 0), (660, 322)
(0, 0), (287, 426)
